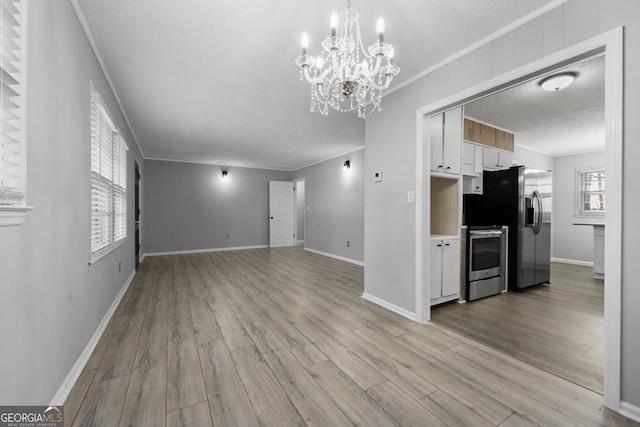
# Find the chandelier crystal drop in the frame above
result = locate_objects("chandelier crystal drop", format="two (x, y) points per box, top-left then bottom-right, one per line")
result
(295, 0), (400, 119)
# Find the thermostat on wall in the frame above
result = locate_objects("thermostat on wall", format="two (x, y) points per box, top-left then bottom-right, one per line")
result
(374, 171), (383, 182)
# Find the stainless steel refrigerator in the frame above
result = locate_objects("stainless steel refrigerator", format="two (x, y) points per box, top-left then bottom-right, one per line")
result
(464, 166), (552, 290)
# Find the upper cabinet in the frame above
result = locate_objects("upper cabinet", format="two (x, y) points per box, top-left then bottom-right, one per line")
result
(462, 142), (483, 176)
(463, 118), (514, 151)
(483, 147), (514, 170)
(430, 107), (462, 176)
(464, 117), (514, 171)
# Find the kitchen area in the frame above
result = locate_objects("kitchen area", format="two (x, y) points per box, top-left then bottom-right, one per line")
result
(427, 54), (606, 394)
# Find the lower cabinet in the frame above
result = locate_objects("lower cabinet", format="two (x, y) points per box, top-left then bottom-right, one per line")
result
(463, 175), (483, 195)
(593, 225), (605, 279)
(430, 237), (461, 305)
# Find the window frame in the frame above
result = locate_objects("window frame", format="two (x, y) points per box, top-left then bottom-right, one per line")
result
(90, 86), (129, 265)
(0, 0), (32, 226)
(575, 167), (605, 218)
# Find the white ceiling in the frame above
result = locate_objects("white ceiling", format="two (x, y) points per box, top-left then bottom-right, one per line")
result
(74, 0), (560, 170)
(464, 54), (605, 157)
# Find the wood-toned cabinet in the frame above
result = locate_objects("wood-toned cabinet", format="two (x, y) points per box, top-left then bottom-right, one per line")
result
(430, 237), (461, 304)
(430, 107), (462, 176)
(464, 118), (514, 151)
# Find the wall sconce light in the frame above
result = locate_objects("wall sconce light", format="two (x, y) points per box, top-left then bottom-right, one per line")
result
(343, 160), (351, 170)
(222, 169), (228, 179)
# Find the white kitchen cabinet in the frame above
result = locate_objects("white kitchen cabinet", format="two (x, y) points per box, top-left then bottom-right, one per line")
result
(593, 225), (605, 279)
(430, 107), (462, 176)
(463, 175), (483, 194)
(483, 146), (514, 170)
(430, 237), (461, 305)
(462, 142), (483, 176)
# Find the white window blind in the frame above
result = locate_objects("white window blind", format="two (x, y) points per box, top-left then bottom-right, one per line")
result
(0, 0), (25, 206)
(90, 91), (128, 263)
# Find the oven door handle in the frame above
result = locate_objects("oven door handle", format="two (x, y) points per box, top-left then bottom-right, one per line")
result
(469, 230), (503, 237)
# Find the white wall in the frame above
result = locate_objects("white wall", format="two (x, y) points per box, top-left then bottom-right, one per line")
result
(0, 1), (143, 404)
(292, 148), (365, 263)
(513, 144), (554, 171)
(552, 151), (605, 263)
(365, 0), (640, 408)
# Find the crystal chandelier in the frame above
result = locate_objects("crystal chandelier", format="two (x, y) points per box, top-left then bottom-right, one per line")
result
(295, 0), (400, 119)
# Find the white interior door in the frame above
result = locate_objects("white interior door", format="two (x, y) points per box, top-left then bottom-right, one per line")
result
(269, 181), (294, 248)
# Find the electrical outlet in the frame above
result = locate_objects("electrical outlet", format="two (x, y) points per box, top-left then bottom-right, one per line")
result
(347, 241), (350, 247)
(118, 262), (121, 272)
(226, 234), (230, 239)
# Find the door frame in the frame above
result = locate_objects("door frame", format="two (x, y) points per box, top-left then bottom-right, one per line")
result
(134, 161), (141, 267)
(293, 178), (306, 248)
(415, 28), (623, 410)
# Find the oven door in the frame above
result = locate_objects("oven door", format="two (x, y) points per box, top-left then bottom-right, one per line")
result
(468, 230), (503, 282)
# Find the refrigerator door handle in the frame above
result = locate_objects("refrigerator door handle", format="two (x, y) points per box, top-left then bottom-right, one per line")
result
(533, 190), (543, 235)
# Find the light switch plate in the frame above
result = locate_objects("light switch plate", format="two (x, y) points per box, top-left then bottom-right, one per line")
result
(408, 190), (415, 203)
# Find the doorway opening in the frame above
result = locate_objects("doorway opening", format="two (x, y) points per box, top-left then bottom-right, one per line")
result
(134, 161), (141, 268)
(432, 53), (606, 394)
(294, 179), (306, 248)
(415, 28), (623, 409)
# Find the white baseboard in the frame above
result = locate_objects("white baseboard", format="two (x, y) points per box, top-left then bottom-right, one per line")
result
(551, 257), (594, 267)
(304, 247), (364, 267)
(361, 292), (416, 321)
(620, 401), (640, 423)
(144, 244), (269, 257)
(139, 253), (146, 264)
(50, 269), (135, 405)
(296, 240), (304, 245)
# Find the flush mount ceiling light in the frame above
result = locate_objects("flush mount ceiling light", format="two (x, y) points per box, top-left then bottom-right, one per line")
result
(295, 0), (400, 119)
(539, 72), (577, 92)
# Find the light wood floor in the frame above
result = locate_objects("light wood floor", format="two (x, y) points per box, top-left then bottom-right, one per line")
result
(431, 263), (604, 394)
(64, 248), (637, 426)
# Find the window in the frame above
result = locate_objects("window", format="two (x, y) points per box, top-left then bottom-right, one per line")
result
(1, 0), (30, 225)
(90, 88), (128, 263)
(576, 169), (605, 216)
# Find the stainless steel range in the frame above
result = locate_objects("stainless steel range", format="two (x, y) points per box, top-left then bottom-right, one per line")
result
(466, 226), (507, 301)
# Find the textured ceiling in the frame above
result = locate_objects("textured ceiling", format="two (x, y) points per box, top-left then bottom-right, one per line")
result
(465, 55), (605, 157)
(74, 0), (560, 169)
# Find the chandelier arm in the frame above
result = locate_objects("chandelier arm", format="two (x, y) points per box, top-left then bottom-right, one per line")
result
(316, 67), (334, 85)
(316, 73), (339, 99)
(302, 66), (319, 85)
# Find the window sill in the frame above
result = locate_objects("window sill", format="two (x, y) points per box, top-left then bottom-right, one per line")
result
(0, 205), (34, 227)
(574, 212), (605, 219)
(89, 238), (128, 268)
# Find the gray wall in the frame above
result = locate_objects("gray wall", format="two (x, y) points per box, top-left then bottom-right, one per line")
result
(143, 160), (290, 253)
(365, 0), (640, 407)
(0, 1), (143, 404)
(295, 180), (305, 242)
(552, 151), (605, 263)
(292, 149), (364, 263)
